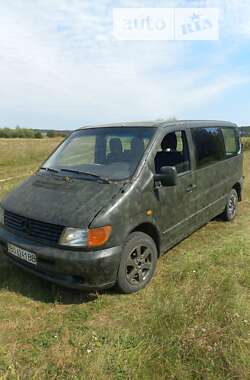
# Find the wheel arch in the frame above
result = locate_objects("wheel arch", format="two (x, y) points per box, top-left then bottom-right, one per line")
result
(130, 222), (161, 256)
(233, 182), (242, 202)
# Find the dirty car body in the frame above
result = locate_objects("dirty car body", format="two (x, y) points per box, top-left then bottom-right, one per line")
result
(0, 120), (244, 293)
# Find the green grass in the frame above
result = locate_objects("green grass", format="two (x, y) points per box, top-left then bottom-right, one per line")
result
(0, 139), (250, 379)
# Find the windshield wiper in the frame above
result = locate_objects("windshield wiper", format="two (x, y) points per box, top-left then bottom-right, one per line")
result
(40, 167), (59, 173)
(60, 168), (110, 184)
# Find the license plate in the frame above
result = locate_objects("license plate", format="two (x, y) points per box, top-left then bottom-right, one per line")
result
(8, 243), (37, 265)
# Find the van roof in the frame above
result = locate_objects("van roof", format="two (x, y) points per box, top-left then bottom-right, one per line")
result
(79, 120), (237, 130)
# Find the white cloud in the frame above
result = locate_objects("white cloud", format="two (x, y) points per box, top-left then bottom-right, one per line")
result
(0, 0), (249, 128)
(199, 0), (250, 38)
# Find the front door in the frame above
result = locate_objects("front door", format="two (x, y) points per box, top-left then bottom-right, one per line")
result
(153, 129), (199, 250)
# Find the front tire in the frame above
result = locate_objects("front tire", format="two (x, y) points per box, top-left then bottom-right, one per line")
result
(222, 188), (238, 221)
(116, 232), (158, 294)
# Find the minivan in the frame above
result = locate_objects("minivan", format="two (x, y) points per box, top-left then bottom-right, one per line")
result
(0, 120), (243, 293)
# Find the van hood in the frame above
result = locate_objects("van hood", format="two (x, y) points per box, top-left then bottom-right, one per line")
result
(1, 174), (122, 228)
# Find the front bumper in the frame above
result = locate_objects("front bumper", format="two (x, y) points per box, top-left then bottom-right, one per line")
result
(0, 226), (122, 291)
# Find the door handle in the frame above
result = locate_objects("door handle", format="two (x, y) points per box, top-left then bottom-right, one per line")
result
(186, 184), (197, 193)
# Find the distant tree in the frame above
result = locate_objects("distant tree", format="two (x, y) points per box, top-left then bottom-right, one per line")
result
(240, 126), (250, 137)
(34, 130), (43, 139)
(0, 128), (12, 138)
(0, 126), (44, 138)
(14, 127), (25, 138)
(24, 128), (35, 138)
(47, 130), (56, 138)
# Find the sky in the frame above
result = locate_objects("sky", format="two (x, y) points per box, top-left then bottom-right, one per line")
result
(0, 0), (250, 130)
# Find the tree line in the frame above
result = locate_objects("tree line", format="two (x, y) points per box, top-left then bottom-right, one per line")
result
(240, 126), (250, 137)
(0, 127), (68, 139)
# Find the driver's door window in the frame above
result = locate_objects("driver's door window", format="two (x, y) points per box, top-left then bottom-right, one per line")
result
(154, 130), (190, 174)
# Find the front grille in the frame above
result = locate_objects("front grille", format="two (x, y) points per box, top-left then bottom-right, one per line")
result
(4, 210), (64, 244)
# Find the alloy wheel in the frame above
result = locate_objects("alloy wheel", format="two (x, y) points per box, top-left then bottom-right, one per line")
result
(126, 245), (152, 285)
(228, 193), (237, 219)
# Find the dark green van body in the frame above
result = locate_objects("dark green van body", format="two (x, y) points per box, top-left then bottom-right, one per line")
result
(0, 120), (244, 290)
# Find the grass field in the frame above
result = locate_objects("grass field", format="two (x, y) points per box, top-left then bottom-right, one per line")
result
(0, 138), (250, 379)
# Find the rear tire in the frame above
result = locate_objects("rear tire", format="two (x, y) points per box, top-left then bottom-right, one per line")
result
(222, 188), (238, 221)
(116, 232), (157, 294)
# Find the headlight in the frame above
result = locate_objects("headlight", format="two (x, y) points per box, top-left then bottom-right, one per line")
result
(0, 205), (4, 225)
(60, 226), (112, 248)
(60, 228), (88, 247)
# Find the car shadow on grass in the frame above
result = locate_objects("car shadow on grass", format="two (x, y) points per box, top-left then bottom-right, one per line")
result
(0, 253), (108, 305)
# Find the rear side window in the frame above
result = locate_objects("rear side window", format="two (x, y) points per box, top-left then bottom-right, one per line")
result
(221, 127), (239, 157)
(191, 127), (225, 169)
(191, 127), (239, 169)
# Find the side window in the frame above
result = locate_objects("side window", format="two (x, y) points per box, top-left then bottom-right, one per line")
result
(154, 130), (190, 174)
(191, 127), (225, 169)
(221, 127), (239, 157)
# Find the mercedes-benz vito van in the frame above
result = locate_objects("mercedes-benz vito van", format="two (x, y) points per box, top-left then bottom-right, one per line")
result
(0, 120), (243, 293)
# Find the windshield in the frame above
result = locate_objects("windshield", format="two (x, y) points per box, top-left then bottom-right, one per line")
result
(42, 127), (156, 181)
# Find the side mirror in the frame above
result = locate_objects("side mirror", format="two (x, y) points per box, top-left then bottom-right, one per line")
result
(154, 166), (177, 187)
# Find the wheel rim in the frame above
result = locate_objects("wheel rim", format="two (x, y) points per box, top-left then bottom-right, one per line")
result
(126, 245), (153, 286)
(228, 193), (237, 218)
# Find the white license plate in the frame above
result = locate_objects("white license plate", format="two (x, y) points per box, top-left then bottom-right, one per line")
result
(8, 243), (37, 265)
